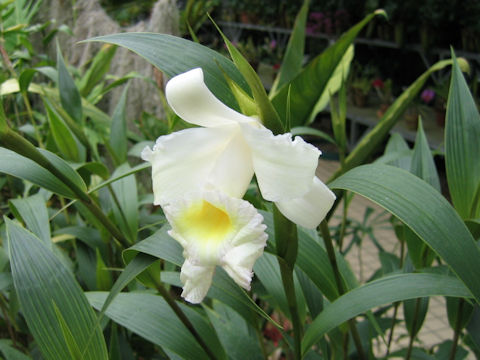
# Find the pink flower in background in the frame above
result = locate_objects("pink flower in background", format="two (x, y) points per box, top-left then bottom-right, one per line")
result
(372, 78), (384, 88)
(421, 88), (435, 104)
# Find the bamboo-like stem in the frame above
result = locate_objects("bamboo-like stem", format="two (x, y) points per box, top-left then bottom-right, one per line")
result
(1, 129), (129, 248)
(405, 298), (422, 360)
(273, 206), (302, 360)
(0, 294), (17, 349)
(154, 283), (218, 360)
(320, 220), (366, 360)
(385, 238), (405, 356)
(448, 298), (465, 360)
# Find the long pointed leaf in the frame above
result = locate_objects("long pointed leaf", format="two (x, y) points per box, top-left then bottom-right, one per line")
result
(270, 0), (309, 96)
(271, 10), (384, 127)
(109, 84), (129, 165)
(7, 219), (108, 360)
(411, 117), (441, 191)
(302, 273), (472, 354)
(445, 52), (480, 218)
(84, 33), (247, 110)
(330, 164), (480, 303)
(57, 43), (82, 123)
(9, 194), (51, 247)
(86, 292), (215, 360)
(333, 59), (463, 180)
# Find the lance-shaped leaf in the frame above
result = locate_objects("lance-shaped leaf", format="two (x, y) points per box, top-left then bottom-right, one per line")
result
(213, 20), (283, 134)
(302, 273), (472, 354)
(411, 117), (440, 191)
(110, 163), (138, 243)
(270, 0), (309, 96)
(332, 58), (465, 180)
(86, 292), (224, 360)
(109, 84), (129, 165)
(44, 98), (80, 162)
(83, 33), (247, 110)
(0, 147), (76, 198)
(7, 219), (108, 360)
(330, 164), (480, 303)
(445, 52), (480, 219)
(57, 43), (83, 123)
(271, 10), (384, 127)
(9, 194), (51, 247)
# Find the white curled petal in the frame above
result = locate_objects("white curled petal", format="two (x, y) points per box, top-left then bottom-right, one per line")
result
(206, 127), (254, 198)
(179, 259), (215, 304)
(166, 68), (253, 128)
(164, 191), (267, 302)
(239, 123), (321, 201)
(141, 126), (250, 205)
(275, 177), (336, 229)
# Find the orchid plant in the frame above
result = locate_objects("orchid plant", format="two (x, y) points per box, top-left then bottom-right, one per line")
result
(0, 1), (479, 360)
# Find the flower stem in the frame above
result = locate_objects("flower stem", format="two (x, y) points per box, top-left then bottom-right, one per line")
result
(155, 282), (218, 360)
(449, 298), (465, 360)
(320, 220), (366, 360)
(273, 205), (302, 359)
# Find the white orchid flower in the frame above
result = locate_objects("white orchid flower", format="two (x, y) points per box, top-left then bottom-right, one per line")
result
(142, 68), (336, 229)
(164, 191), (267, 303)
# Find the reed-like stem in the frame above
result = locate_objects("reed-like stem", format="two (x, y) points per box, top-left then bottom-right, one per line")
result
(155, 283), (218, 360)
(320, 220), (366, 360)
(448, 298), (465, 360)
(273, 205), (303, 359)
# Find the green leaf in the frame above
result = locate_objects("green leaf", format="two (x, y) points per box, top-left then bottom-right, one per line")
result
(44, 98), (80, 161)
(0, 147), (76, 198)
(38, 148), (87, 193)
(7, 219), (108, 360)
(411, 117), (440, 192)
(445, 52), (480, 219)
(381, 133), (412, 170)
(254, 252), (306, 322)
(302, 273), (472, 354)
(403, 297), (429, 337)
(213, 19), (283, 134)
(101, 253), (157, 316)
(271, 10), (382, 127)
(270, 0), (309, 96)
(18, 68), (36, 93)
(334, 59), (458, 179)
(57, 43), (82, 123)
(84, 33), (246, 110)
(123, 225), (183, 267)
(109, 84), (129, 165)
(9, 194), (50, 247)
(309, 45), (353, 124)
(86, 292), (216, 360)
(53, 302), (83, 360)
(96, 249), (112, 291)
(296, 228), (339, 301)
(0, 339), (30, 360)
(290, 126), (335, 144)
(78, 43), (117, 97)
(110, 163), (138, 243)
(330, 164), (480, 303)
(205, 301), (263, 360)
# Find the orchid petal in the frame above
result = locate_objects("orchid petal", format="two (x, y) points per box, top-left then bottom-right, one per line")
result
(275, 176), (336, 229)
(164, 191), (267, 303)
(239, 123), (321, 201)
(166, 68), (254, 128)
(141, 125), (253, 204)
(179, 259), (215, 304)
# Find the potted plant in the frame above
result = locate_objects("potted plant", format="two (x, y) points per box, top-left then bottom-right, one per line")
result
(372, 78), (393, 118)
